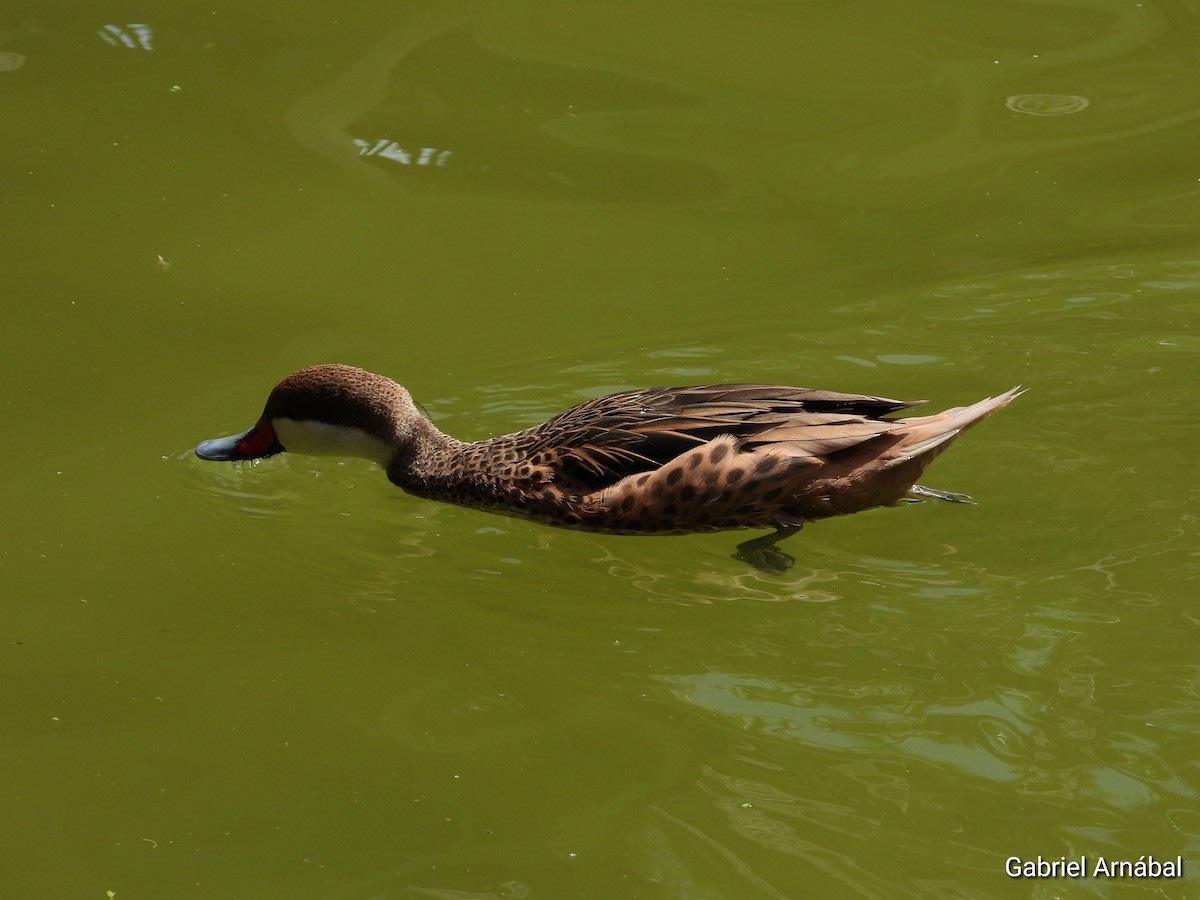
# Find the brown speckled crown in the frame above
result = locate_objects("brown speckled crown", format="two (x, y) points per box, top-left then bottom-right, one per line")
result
(230, 364), (1020, 571)
(264, 365), (415, 441)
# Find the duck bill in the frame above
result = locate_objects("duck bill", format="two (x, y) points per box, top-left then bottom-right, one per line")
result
(195, 418), (284, 461)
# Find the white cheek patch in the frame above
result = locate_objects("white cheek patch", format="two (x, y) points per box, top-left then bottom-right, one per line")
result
(273, 418), (393, 467)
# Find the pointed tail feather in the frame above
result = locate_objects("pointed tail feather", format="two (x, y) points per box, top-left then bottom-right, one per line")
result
(882, 386), (1023, 468)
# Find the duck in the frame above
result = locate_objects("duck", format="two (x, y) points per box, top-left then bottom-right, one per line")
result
(196, 364), (1021, 573)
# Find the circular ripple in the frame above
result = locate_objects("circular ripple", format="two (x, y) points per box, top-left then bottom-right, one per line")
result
(1005, 93), (1089, 116)
(0, 52), (26, 72)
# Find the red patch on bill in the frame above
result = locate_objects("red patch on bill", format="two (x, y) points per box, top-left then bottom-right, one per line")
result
(238, 419), (279, 458)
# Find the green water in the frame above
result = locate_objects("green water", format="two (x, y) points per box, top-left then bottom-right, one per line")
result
(4, 2), (1199, 898)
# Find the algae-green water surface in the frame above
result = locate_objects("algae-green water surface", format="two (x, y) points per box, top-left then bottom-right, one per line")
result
(3, 2), (1198, 897)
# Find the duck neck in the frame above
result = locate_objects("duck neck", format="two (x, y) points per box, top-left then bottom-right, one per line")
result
(385, 416), (471, 493)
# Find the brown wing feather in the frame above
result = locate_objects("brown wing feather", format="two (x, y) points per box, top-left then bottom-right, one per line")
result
(514, 384), (922, 490)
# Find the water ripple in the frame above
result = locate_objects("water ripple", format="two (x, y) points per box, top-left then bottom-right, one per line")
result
(1005, 93), (1090, 116)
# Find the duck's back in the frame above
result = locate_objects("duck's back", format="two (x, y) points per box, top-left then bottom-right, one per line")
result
(396, 383), (944, 532)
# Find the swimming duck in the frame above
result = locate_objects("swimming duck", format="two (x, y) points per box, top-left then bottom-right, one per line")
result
(196, 365), (1020, 573)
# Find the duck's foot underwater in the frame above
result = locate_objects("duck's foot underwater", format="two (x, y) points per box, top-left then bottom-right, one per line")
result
(732, 525), (803, 574)
(907, 484), (976, 504)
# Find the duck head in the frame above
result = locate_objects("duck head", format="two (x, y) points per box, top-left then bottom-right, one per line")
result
(195, 364), (421, 468)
